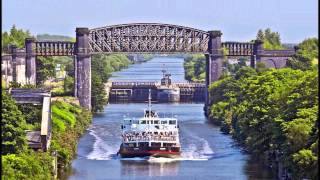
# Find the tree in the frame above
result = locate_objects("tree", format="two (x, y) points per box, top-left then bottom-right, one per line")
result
(90, 54), (131, 112)
(2, 151), (53, 179)
(64, 76), (74, 94)
(256, 29), (264, 40)
(287, 38), (318, 70)
(256, 62), (267, 72)
(1, 91), (27, 154)
(256, 28), (283, 50)
(36, 56), (56, 85)
(18, 105), (42, 130)
(91, 72), (107, 112)
(183, 54), (206, 82)
(292, 149), (318, 179)
(208, 67), (318, 177)
(2, 25), (32, 53)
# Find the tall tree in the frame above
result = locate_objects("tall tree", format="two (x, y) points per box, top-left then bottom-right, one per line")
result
(287, 38), (318, 70)
(36, 56), (56, 85)
(256, 28), (283, 50)
(1, 91), (27, 154)
(1, 25), (32, 53)
(256, 29), (264, 40)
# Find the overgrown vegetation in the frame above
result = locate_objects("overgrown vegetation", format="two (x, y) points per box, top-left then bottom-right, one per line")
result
(206, 36), (319, 179)
(2, 151), (54, 180)
(1, 91), (27, 155)
(287, 38), (318, 70)
(18, 104), (42, 130)
(1, 92), (92, 179)
(208, 67), (318, 179)
(50, 100), (92, 168)
(183, 54), (206, 82)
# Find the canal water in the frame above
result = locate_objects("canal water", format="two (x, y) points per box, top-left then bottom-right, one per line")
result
(67, 57), (275, 180)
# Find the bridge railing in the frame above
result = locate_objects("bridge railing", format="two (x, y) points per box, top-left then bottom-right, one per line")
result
(222, 42), (254, 56)
(35, 41), (75, 56)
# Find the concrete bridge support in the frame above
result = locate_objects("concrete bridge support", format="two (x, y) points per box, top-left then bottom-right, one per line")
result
(250, 40), (263, 68)
(75, 28), (91, 110)
(205, 31), (223, 111)
(1, 55), (13, 87)
(25, 38), (37, 85)
(11, 45), (26, 85)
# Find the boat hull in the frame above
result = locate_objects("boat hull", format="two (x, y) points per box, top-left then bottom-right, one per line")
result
(119, 144), (180, 158)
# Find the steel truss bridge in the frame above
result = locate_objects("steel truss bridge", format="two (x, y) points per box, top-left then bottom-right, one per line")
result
(2, 23), (296, 110)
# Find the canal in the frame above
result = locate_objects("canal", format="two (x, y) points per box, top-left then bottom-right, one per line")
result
(67, 57), (275, 180)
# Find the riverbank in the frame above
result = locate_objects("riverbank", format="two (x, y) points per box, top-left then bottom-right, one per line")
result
(207, 67), (318, 179)
(50, 98), (92, 177)
(1, 91), (92, 179)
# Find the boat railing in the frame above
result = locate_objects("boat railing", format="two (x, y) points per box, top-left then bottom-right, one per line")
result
(122, 134), (177, 142)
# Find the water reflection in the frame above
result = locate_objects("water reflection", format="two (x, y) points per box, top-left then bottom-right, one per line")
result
(120, 159), (180, 177)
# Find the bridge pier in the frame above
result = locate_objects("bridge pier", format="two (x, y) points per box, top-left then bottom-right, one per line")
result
(75, 28), (91, 110)
(1, 55), (13, 87)
(11, 45), (26, 85)
(251, 40), (264, 68)
(205, 31), (223, 114)
(25, 38), (37, 85)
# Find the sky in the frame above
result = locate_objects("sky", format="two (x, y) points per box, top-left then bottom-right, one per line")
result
(2, 0), (318, 43)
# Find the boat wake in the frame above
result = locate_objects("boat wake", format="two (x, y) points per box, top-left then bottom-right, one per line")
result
(179, 126), (214, 161)
(86, 123), (214, 162)
(86, 127), (120, 160)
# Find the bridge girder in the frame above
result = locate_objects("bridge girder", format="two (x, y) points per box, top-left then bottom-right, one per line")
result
(88, 23), (210, 53)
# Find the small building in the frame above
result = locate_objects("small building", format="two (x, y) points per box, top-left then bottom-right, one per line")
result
(9, 88), (52, 151)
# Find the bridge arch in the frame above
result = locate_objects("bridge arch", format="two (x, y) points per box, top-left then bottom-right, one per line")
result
(88, 23), (210, 54)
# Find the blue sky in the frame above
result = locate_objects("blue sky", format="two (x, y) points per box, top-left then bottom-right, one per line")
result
(2, 0), (318, 43)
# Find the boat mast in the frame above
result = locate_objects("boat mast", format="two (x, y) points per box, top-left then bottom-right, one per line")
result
(148, 89), (151, 118)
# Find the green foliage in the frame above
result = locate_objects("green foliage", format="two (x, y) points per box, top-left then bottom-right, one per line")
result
(256, 62), (268, 73)
(50, 100), (92, 169)
(1, 91), (27, 154)
(17, 104), (42, 130)
(225, 57), (249, 75)
(2, 151), (53, 180)
(292, 149), (318, 179)
(64, 76), (74, 94)
(91, 54), (131, 112)
(2, 79), (7, 89)
(256, 28), (284, 50)
(287, 38), (318, 70)
(2, 98), (92, 179)
(8, 81), (22, 88)
(2, 25), (32, 53)
(183, 54), (206, 82)
(51, 101), (80, 131)
(36, 56), (56, 85)
(208, 67), (318, 178)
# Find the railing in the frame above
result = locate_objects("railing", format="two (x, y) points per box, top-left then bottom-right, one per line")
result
(222, 42), (254, 56)
(123, 135), (177, 142)
(35, 41), (75, 56)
